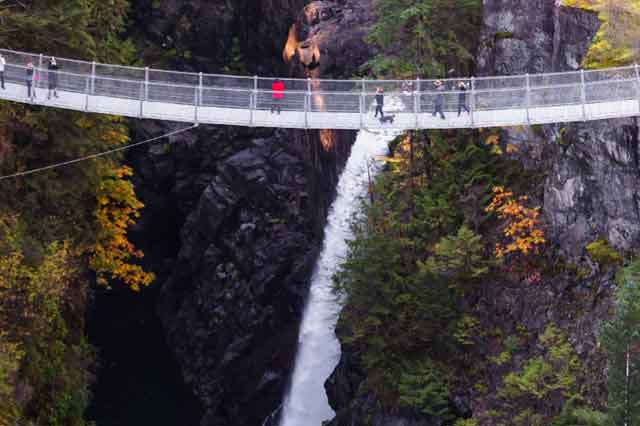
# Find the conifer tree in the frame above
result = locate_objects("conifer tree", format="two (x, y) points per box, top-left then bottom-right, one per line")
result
(600, 261), (640, 426)
(365, 0), (482, 78)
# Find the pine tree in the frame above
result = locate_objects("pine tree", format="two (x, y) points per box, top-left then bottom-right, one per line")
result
(365, 0), (482, 78)
(600, 261), (640, 426)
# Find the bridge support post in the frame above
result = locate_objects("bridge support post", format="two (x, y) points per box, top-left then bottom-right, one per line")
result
(90, 61), (96, 95)
(360, 78), (365, 129)
(38, 54), (43, 90)
(305, 77), (311, 128)
(84, 76), (90, 111)
(250, 75), (257, 127)
(414, 78), (420, 129)
(580, 69), (587, 121)
(634, 64), (640, 114)
(470, 77), (475, 127)
(139, 81), (144, 118)
(144, 67), (149, 101)
(525, 73), (531, 125)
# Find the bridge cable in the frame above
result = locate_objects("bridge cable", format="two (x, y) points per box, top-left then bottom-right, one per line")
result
(0, 123), (199, 181)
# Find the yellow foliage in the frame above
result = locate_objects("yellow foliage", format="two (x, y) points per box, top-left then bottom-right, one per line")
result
(564, 0), (640, 67)
(90, 166), (155, 291)
(486, 186), (546, 259)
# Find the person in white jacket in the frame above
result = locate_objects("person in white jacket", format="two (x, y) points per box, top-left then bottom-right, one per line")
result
(0, 54), (5, 90)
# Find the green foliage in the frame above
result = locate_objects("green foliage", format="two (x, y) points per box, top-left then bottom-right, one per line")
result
(599, 260), (640, 426)
(335, 130), (535, 410)
(398, 359), (453, 420)
(455, 419), (478, 426)
(365, 0), (482, 78)
(0, 1), (138, 424)
(0, 216), (92, 426)
(586, 239), (623, 270)
(497, 325), (582, 425)
(223, 37), (248, 75)
(422, 225), (492, 291)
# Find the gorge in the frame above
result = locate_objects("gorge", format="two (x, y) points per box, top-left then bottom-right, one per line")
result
(2, 1), (640, 426)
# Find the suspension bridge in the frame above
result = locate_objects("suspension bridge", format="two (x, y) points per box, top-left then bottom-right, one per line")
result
(1, 48), (640, 130)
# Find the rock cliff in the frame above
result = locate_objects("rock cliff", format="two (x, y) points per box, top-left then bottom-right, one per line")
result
(119, 1), (377, 426)
(477, 0), (640, 256)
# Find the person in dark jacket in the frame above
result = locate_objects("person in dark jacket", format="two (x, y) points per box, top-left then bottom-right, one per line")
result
(432, 80), (445, 119)
(26, 61), (35, 99)
(48, 57), (59, 99)
(374, 87), (384, 118)
(457, 81), (470, 116)
(271, 78), (285, 114)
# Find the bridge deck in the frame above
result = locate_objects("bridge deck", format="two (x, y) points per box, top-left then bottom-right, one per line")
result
(2, 48), (640, 130)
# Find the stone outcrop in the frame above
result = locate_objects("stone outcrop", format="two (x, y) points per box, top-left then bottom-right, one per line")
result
(284, 0), (375, 78)
(477, 1), (640, 257)
(131, 0), (306, 74)
(477, 0), (599, 74)
(124, 1), (379, 425)
(129, 122), (354, 426)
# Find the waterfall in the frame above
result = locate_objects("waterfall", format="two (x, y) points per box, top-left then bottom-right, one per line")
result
(279, 126), (401, 426)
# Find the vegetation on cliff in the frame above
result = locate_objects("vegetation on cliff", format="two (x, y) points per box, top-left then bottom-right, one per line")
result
(563, 0), (640, 67)
(0, 1), (152, 424)
(334, 1), (640, 425)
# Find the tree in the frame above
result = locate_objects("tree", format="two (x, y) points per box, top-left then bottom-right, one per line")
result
(90, 166), (155, 291)
(365, 0), (482, 78)
(485, 186), (546, 259)
(600, 261), (640, 426)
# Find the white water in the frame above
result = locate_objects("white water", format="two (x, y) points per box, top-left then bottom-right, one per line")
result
(280, 126), (401, 426)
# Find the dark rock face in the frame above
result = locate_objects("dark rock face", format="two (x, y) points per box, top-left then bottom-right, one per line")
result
(476, 1), (640, 257)
(131, 0), (306, 74)
(129, 122), (352, 426)
(125, 1), (374, 425)
(544, 120), (640, 256)
(284, 0), (375, 78)
(477, 1), (599, 74)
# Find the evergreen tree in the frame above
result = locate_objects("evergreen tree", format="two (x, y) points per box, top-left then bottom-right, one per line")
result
(600, 261), (640, 426)
(365, 0), (482, 78)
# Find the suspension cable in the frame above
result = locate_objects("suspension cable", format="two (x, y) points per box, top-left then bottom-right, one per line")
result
(0, 123), (199, 181)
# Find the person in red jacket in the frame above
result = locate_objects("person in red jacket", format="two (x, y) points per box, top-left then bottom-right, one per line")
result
(271, 78), (285, 114)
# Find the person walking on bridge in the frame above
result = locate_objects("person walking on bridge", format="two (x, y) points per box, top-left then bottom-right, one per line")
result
(26, 61), (36, 99)
(0, 54), (5, 90)
(47, 57), (59, 99)
(271, 78), (285, 114)
(374, 87), (384, 118)
(432, 80), (445, 120)
(457, 81), (470, 116)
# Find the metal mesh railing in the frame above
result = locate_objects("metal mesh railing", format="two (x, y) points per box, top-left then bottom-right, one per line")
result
(2, 47), (640, 129)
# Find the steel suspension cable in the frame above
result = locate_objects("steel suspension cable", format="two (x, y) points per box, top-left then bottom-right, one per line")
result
(0, 123), (199, 181)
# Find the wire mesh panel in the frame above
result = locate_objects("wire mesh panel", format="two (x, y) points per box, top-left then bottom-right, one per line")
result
(313, 91), (360, 113)
(4, 64), (32, 86)
(93, 76), (142, 100)
(584, 66), (636, 83)
(94, 63), (145, 80)
(147, 82), (197, 105)
(203, 74), (253, 90)
(202, 87), (252, 109)
(255, 89), (306, 112)
(52, 70), (89, 94)
(586, 79), (639, 104)
(257, 77), (307, 92)
(473, 87), (527, 111)
(530, 83), (582, 107)
(530, 71), (581, 88)
(474, 74), (526, 91)
(148, 69), (199, 86)
(419, 89), (471, 115)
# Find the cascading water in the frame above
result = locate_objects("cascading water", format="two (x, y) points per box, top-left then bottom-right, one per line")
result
(279, 125), (401, 426)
